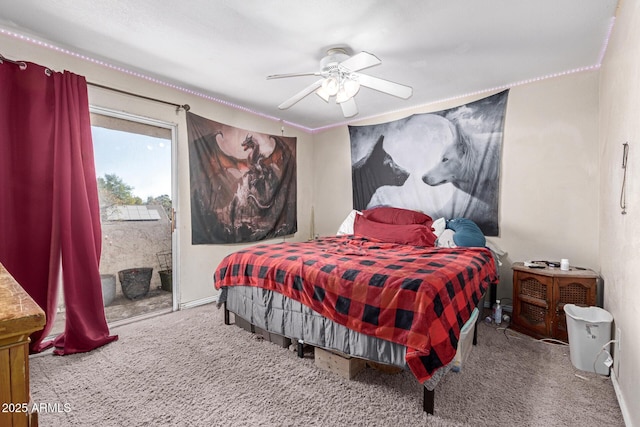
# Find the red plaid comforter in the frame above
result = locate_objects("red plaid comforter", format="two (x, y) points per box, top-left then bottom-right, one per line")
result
(214, 236), (497, 383)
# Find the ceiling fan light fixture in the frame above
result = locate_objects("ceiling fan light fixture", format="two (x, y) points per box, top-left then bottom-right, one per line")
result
(315, 86), (331, 102)
(336, 76), (360, 103)
(343, 78), (360, 98)
(335, 87), (349, 104)
(321, 76), (340, 96)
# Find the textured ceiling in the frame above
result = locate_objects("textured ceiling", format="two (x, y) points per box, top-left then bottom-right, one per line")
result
(0, 0), (619, 132)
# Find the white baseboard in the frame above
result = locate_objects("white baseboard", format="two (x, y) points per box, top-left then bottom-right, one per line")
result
(109, 308), (173, 329)
(180, 294), (218, 310)
(611, 372), (632, 426)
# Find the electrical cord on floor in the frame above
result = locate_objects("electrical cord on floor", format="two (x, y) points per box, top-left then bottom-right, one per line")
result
(592, 339), (617, 377)
(480, 319), (522, 340)
(569, 339), (618, 381)
(501, 327), (523, 340)
(484, 320), (618, 380)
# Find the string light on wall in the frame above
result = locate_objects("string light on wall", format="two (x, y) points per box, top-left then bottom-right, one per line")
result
(0, 27), (312, 133)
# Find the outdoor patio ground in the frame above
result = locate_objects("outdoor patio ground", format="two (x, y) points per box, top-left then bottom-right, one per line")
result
(49, 288), (173, 338)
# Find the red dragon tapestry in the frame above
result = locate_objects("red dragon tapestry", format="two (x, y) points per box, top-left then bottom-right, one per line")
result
(187, 112), (297, 244)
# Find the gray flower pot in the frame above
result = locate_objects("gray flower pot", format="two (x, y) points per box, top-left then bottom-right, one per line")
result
(118, 268), (153, 300)
(100, 274), (116, 306)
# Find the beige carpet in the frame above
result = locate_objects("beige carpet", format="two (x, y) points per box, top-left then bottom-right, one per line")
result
(29, 303), (624, 426)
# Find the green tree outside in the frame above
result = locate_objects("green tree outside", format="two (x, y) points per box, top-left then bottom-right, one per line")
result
(98, 173), (143, 205)
(98, 173), (172, 217)
(146, 194), (172, 217)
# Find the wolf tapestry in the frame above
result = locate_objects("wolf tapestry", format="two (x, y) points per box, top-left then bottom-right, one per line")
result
(187, 112), (297, 244)
(349, 90), (508, 236)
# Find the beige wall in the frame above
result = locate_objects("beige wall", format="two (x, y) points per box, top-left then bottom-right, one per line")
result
(599, 0), (640, 424)
(313, 72), (601, 303)
(0, 33), (315, 307)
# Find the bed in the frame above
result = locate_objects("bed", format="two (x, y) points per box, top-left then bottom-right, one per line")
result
(214, 208), (498, 414)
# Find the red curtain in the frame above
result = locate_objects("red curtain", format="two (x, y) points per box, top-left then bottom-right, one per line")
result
(0, 60), (117, 354)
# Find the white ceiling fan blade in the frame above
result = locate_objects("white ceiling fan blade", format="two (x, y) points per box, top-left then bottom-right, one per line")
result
(267, 71), (320, 79)
(356, 73), (413, 99)
(339, 51), (381, 72)
(278, 79), (324, 109)
(339, 97), (358, 118)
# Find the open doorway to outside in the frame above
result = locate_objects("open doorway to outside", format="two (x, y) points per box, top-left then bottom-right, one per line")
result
(51, 108), (177, 336)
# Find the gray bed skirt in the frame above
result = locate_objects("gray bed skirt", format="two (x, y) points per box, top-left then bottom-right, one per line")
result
(218, 285), (453, 391)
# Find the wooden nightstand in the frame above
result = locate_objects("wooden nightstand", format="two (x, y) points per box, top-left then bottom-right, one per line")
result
(511, 262), (598, 342)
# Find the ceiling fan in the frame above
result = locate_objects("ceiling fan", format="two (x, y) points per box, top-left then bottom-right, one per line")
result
(267, 48), (413, 118)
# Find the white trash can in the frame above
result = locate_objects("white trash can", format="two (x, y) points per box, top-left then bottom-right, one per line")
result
(564, 304), (613, 375)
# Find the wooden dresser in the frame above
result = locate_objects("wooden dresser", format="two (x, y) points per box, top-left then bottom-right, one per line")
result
(0, 263), (46, 427)
(511, 262), (598, 342)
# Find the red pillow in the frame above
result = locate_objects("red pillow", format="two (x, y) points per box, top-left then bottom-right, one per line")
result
(353, 214), (436, 247)
(363, 206), (432, 226)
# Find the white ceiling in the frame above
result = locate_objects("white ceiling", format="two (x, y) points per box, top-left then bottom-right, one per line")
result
(0, 0), (619, 132)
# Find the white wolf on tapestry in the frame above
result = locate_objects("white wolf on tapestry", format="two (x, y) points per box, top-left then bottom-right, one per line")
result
(349, 90), (508, 236)
(187, 112), (297, 244)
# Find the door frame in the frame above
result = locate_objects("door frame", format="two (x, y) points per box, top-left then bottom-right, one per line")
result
(89, 105), (179, 312)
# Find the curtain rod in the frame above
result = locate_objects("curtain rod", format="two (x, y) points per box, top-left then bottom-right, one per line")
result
(0, 53), (27, 70)
(1, 52), (52, 76)
(0, 54), (191, 111)
(87, 82), (190, 112)
(2, 53), (190, 111)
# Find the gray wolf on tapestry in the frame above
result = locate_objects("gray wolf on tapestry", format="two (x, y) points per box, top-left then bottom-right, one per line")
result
(421, 116), (500, 235)
(421, 120), (496, 204)
(352, 135), (410, 210)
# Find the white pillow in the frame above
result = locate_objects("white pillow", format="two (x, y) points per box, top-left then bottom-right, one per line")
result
(436, 229), (457, 248)
(431, 217), (446, 238)
(336, 210), (362, 235)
